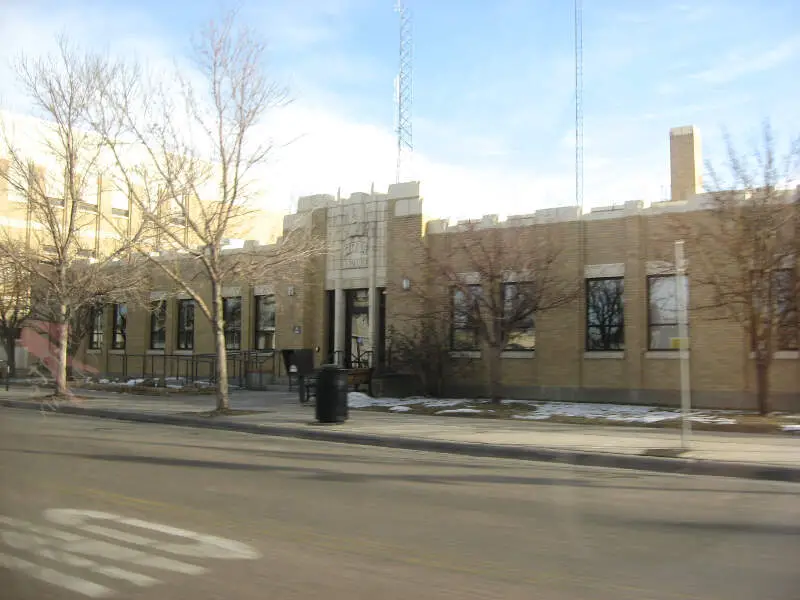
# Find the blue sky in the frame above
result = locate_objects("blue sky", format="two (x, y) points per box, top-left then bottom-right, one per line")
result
(1, 0), (798, 219)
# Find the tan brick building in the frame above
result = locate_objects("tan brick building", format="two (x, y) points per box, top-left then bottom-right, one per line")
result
(5, 124), (799, 410)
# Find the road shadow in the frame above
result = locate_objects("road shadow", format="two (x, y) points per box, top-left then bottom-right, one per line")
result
(2, 447), (798, 497)
(615, 517), (800, 537)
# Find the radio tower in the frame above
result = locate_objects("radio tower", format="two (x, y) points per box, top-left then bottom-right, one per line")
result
(394, 0), (413, 183)
(574, 0), (584, 211)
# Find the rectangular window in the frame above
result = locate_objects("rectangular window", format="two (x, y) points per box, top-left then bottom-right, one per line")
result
(89, 306), (104, 349)
(149, 300), (167, 350)
(111, 303), (127, 350)
(502, 282), (536, 350)
(176, 299), (195, 350)
(254, 294), (276, 351)
(775, 269), (798, 351)
(451, 285), (481, 351)
(648, 275), (688, 350)
(223, 296), (242, 351)
(586, 277), (625, 351)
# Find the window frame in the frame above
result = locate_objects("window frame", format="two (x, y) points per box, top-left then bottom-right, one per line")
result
(647, 274), (688, 351)
(223, 296), (242, 351)
(585, 277), (625, 352)
(450, 284), (481, 351)
(253, 294), (276, 352)
(176, 298), (195, 351)
(501, 281), (536, 351)
(111, 303), (127, 350)
(774, 268), (798, 351)
(88, 306), (104, 350)
(149, 300), (167, 350)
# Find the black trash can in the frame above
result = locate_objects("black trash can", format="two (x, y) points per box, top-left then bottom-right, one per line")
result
(315, 364), (348, 424)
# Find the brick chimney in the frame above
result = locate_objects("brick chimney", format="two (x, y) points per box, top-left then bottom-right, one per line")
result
(669, 125), (703, 201)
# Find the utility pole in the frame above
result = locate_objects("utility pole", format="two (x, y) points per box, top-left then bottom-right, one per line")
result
(675, 240), (692, 449)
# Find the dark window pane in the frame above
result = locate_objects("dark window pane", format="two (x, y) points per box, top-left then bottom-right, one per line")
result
(254, 294), (276, 351)
(586, 278), (625, 351)
(775, 269), (798, 350)
(223, 297), (242, 350)
(503, 282), (535, 331)
(177, 299), (194, 350)
(112, 303), (127, 350)
(452, 328), (477, 351)
(451, 285), (481, 351)
(89, 307), (104, 349)
(150, 300), (166, 350)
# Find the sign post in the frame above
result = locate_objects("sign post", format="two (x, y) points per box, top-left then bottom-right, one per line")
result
(674, 240), (691, 450)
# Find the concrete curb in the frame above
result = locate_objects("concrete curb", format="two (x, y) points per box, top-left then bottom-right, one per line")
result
(3, 399), (799, 483)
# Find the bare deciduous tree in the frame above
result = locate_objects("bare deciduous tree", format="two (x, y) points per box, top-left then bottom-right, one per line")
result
(0, 257), (32, 377)
(0, 38), (148, 396)
(92, 11), (320, 411)
(426, 223), (579, 402)
(680, 122), (799, 414)
(387, 314), (470, 398)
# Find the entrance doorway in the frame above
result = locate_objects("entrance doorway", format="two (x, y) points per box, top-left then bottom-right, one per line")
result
(345, 289), (370, 368)
(324, 288), (387, 368)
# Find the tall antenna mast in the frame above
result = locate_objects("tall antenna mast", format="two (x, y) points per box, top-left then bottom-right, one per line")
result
(394, 0), (413, 183)
(574, 0), (584, 211)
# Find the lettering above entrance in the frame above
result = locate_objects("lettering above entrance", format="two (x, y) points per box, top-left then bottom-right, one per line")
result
(342, 235), (368, 269)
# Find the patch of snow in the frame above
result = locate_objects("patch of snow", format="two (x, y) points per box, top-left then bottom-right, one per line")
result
(422, 399), (469, 408)
(501, 399), (537, 406)
(125, 378), (146, 386)
(511, 401), (738, 425)
(513, 414), (550, 421)
(782, 424), (800, 432)
(347, 393), (477, 410)
(389, 406), (412, 413)
(347, 392), (412, 408)
(436, 408), (483, 415)
(98, 379), (110, 384)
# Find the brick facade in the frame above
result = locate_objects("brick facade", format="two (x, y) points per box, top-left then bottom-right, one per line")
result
(5, 121), (797, 410)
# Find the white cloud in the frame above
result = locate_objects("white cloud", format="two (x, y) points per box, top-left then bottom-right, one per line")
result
(0, 0), (684, 227)
(691, 36), (800, 84)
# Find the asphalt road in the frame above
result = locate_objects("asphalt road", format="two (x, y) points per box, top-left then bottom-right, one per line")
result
(0, 409), (798, 600)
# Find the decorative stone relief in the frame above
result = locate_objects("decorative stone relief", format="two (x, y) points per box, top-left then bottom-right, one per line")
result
(584, 263), (625, 278)
(253, 284), (274, 296)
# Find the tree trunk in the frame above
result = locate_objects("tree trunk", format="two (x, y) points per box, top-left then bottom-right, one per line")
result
(754, 359), (770, 416)
(55, 304), (69, 397)
(211, 285), (229, 412)
(4, 335), (16, 379)
(485, 345), (503, 403)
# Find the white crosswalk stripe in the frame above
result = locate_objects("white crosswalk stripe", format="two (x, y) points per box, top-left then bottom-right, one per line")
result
(0, 509), (261, 597)
(0, 551), (114, 598)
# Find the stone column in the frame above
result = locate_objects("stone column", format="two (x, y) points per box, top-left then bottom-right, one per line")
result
(367, 205), (378, 368)
(334, 287), (345, 366)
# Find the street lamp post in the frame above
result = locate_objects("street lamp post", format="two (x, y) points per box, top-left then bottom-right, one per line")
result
(674, 240), (691, 450)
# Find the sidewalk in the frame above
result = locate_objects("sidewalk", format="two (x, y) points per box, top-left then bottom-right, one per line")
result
(2, 387), (799, 482)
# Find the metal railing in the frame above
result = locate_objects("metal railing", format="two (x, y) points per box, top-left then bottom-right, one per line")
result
(100, 347), (381, 390)
(104, 350), (280, 390)
(327, 349), (374, 369)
